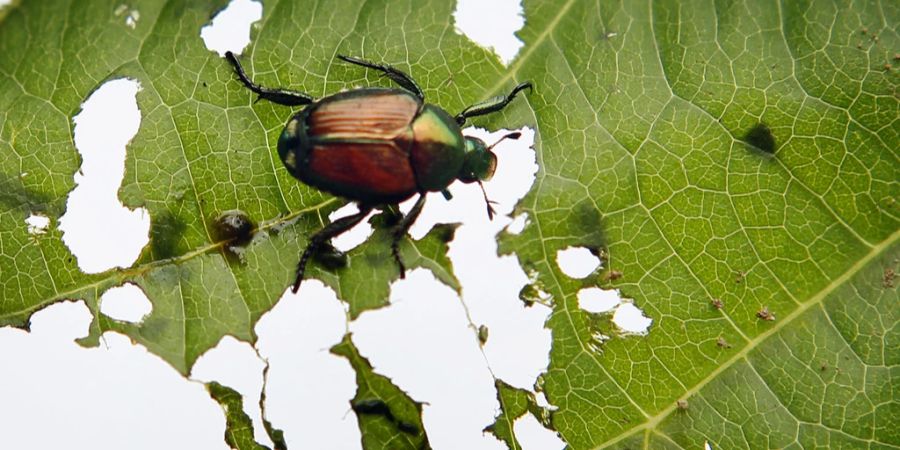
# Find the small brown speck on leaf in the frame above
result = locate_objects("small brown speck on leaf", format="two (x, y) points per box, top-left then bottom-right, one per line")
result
(757, 306), (775, 321)
(884, 267), (895, 288)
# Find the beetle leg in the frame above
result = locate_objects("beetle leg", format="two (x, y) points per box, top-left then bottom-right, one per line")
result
(293, 204), (373, 293)
(455, 82), (533, 125)
(391, 195), (427, 279)
(225, 52), (315, 107)
(337, 55), (424, 100)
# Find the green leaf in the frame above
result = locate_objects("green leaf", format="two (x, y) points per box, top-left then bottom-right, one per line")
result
(494, 0), (899, 448)
(332, 334), (431, 449)
(1, 0), (897, 448)
(207, 381), (273, 450)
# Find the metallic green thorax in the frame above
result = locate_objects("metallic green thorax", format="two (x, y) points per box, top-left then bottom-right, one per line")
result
(459, 137), (497, 183)
(408, 105), (465, 192)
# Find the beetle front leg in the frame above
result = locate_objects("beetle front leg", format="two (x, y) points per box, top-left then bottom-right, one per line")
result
(455, 82), (532, 125)
(225, 52), (315, 107)
(391, 195), (427, 279)
(293, 204), (373, 293)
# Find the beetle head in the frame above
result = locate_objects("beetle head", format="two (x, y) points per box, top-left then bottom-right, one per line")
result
(459, 137), (497, 183)
(459, 132), (522, 220)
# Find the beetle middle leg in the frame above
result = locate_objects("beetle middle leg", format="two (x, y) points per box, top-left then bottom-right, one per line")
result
(293, 204), (373, 293)
(225, 52), (315, 107)
(337, 55), (424, 100)
(391, 195), (427, 279)
(455, 82), (533, 125)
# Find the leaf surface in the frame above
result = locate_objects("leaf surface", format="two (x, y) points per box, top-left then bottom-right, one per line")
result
(0, 0), (897, 448)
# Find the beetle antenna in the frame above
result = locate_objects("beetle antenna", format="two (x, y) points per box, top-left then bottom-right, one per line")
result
(478, 181), (496, 220)
(487, 131), (522, 151)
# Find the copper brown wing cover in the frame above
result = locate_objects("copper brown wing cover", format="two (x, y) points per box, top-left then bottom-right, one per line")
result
(299, 89), (422, 203)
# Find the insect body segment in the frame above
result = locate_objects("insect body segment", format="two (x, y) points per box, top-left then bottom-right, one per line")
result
(225, 51), (531, 292)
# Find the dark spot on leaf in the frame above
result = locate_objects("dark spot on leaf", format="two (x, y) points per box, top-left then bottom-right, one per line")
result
(431, 223), (457, 243)
(313, 242), (348, 271)
(0, 172), (53, 214)
(603, 270), (623, 282)
(150, 212), (186, 259)
(756, 306), (775, 321)
(883, 267), (895, 288)
(213, 209), (255, 245)
(744, 123), (776, 154)
(371, 205), (401, 228)
(351, 399), (419, 435)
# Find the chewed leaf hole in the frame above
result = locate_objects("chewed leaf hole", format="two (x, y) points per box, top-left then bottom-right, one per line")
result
(613, 303), (652, 334)
(200, 0), (262, 56)
(744, 122), (776, 154)
(100, 283), (152, 323)
(577, 287), (620, 313)
(513, 413), (565, 449)
(59, 78), (150, 274)
(556, 246), (601, 279)
(25, 213), (50, 235)
(329, 203), (375, 252)
(506, 213), (528, 235)
(453, 0), (524, 65)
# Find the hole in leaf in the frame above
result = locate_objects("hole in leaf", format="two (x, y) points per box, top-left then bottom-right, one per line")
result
(513, 413), (565, 449)
(453, 0), (524, 65)
(254, 281), (360, 447)
(577, 287), (621, 313)
(556, 246), (601, 279)
(506, 212), (528, 235)
(25, 213), (50, 235)
(329, 203), (375, 252)
(350, 271), (506, 449)
(0, 302), (225, 449)
(100, 283), (152, 323)
(59, 78), (150, 274)
(200, 0), (263, 56)
(744, 122), (776, 154)
(613, 303), (653, 334)
(191, 336), (273, 448)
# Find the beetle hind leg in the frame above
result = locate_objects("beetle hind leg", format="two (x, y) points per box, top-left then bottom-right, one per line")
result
(225, 52), (315, 107)
(391, 195), (427, 279)
(293, 205), (373, 293)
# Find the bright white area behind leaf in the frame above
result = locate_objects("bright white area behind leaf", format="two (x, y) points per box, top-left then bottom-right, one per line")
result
(200, 0), (262, 57)
(192, 336), (274, 448)
(58, 78), (150, 273)
(0, 301), (227, 450)
(514, 413), (566, 450)
(99, 282), (152, 322)
(556, 246), (601, 279)
(254, 282), (362, 449)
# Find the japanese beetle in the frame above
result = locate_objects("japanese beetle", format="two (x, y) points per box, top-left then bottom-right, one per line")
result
(225, 52), (531, 292)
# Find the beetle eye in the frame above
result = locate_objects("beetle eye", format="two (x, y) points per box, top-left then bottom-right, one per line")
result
(480, 151), (497, 181)
(459, 150), (497, 183)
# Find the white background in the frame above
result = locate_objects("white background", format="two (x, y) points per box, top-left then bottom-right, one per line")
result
(0, 1), (642, 448)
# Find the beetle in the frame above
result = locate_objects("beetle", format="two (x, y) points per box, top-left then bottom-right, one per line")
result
(225, 51), (531, 292)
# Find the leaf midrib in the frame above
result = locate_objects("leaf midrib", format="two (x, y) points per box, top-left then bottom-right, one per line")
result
(0, 198), (336, 322)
